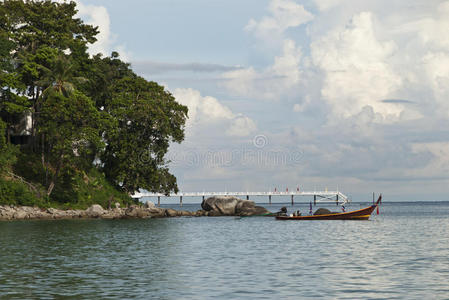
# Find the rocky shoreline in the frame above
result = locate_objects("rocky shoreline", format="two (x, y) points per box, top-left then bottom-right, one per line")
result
(0, 196), (272, 221)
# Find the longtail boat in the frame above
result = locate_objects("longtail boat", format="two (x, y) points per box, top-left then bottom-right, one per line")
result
(276, 195), (382, 221)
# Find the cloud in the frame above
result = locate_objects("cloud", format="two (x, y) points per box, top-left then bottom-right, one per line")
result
(132, 61), (243, 75)
(410, 142), (449, 178)
(311, 12), (404, 121)
(245, 0), (314, 43)
(172, 88), (257, 137)
(226, 115), (257, 137)
(313, 0), (344, 11)
(222, 39), (302, 100)
(67, 0), (130, 60)
(381, 99), (414, 104)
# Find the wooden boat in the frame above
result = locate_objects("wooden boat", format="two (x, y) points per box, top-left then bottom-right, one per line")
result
(276, 195), (381, 221)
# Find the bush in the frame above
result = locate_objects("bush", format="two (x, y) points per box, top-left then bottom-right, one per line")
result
(0, 178), (42, 206)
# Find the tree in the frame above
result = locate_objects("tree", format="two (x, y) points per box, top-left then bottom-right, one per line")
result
(0, 0), (98, 147)
(102, 76), (188, 195)
(0, 119), (18, 172)
(1, 1), (188, 204)
(38, 90), (105, 196)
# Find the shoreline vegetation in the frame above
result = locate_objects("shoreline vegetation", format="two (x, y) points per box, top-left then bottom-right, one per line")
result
(1, 1), (187, 209)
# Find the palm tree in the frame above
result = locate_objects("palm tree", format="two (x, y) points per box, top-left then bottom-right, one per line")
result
(37, 55), (86, 98)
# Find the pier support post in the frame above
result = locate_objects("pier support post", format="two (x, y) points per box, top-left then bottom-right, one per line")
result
(158, 196), (160, 207)
(269, 195), (272, 205)
(313, 195), (316, 206)
(246, 195), (249, 200)
(180, 196), (183, 207)
(291, 195), (294, 206)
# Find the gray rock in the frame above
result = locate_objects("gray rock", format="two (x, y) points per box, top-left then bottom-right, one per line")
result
(126, 206), (151, 218)
(165, 208), (178, 217)
(201, 196), (240, 215)
(13, 210), (28, 219)
(313, 208), (333, 215)
(86, 204), (106, 218)
(237, 205), (270, 216)
(178, 210), (194, 217)
(144, 201), (155, 209)
(202, 196), (270, 216)
(114, 202), (121, 209)
(148, 207), (166, 218)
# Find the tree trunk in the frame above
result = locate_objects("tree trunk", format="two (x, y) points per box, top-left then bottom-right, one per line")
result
(47, 181), (55, 197)
(47, 151), (63, 197)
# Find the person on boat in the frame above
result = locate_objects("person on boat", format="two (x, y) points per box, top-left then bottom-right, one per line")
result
(296, 209), (301, 216)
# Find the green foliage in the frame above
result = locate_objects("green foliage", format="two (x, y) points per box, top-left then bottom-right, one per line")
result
(0, 0), (187, 207)
(38, 90), (106, 196)
(0, 119), (18, 171)
(0, 178), (43, 206)
(50, 168), (133, 209)
(102, 76), (188, 194)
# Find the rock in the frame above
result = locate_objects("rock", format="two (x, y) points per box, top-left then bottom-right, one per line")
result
(124, 206), (150, 218)
(144, 201), (155, 209)
(165, 208), (178, 217)
(201, 196), (240, 215)
(13, 209), (28, 219)
(147, 207), (166, 218)
(178, 210), (194, 217)
(114, 202), (121, 209)
(237, 205), (270, 216)
(195, 210), (206, 217)
(86, 204), (106, 218)
(313, 208), (333, 215)
(202, 196), (270, 216)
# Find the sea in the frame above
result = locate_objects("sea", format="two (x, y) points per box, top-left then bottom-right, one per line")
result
(1, 201), (449, 299)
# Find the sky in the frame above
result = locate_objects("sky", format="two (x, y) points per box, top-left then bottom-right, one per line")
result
(72, 0), (449, 201)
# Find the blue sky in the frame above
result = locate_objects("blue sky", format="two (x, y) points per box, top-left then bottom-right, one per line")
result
(74, 0), (449, 201)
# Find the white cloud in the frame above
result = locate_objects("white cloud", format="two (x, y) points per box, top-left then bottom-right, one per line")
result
(311, 12), (403, 121)
(222, 39), (302, 100)
(313, 0), (344, 11)
(226, 116), (257, 137)
(172, 88), (256, 137)
(245, 0), (313, 43)
(411, 142), (449, 178)
(52, 0), (131, 60)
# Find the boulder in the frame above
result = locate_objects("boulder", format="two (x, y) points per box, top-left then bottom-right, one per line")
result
(147, 207), (166, 218)
(86, 204), (106, 218)
(114, 202), (121, 209)
(313, 208), (333, 215)
(195, 210), (207, 217)
(165, 208), (178, 217)
(237, 205), (270, 216)
(144, 201), (155, 209)
(178, 210), (194, 217)
(13, 209), (28, 219)
(125, 206), (150, 218)
(201, 196), (240, 215)
(202, 196), (270, 216)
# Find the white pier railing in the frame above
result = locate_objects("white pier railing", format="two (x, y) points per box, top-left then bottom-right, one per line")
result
(132, 190), (350, 207)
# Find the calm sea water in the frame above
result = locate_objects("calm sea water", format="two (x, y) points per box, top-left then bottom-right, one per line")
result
(1, 201), (449, 299)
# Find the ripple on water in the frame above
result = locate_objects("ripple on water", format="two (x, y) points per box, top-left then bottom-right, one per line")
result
(1, 203), (449, 299)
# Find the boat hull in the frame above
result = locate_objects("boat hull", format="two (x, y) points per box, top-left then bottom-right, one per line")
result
(275, 204), (377, 221)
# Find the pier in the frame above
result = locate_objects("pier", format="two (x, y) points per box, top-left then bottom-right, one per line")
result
(132, 190), (350, 207)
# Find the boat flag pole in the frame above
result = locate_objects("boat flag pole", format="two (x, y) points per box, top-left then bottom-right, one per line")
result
(375, 194), (382, 215)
